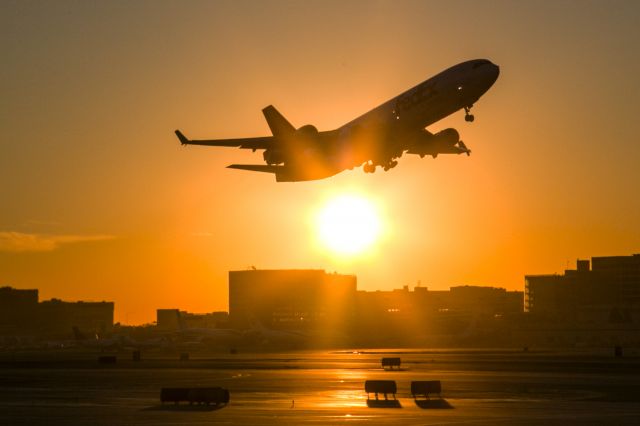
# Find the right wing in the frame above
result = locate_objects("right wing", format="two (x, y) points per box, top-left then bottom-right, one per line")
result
(175, 130), (274, 150)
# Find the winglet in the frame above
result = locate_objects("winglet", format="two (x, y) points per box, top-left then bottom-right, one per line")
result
(175, 129), (189, 145)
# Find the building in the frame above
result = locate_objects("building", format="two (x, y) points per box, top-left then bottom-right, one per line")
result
(0, 287), (39, 335)
(356, 285), (522, 319)
(228, 269), (357, 331)
(446, 286), (524, 314)
(38, 299), (114, 337)
(525, 254), (640, 325)
(352, 284), (523, 346)
(156, 309), (181, 331)
(0, 286), (113, 338)
(0, 286), (38, 307)
(524, 274), (564, 314)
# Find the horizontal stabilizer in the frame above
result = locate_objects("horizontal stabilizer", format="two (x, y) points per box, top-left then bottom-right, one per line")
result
(175, 129), (273, 149)
(175, 129), (189, 145)
(227, 164), (281, 174)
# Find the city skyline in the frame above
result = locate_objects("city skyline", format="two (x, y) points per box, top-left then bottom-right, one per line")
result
(3, 252), (634, 326)
(4, 252), (637, 348)
(2, 1), (640, 324)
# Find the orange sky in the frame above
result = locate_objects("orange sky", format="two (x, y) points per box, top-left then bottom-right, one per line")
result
(1, 1), (639, 324)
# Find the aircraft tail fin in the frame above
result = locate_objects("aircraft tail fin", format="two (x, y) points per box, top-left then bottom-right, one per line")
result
(262, 105), (295, 137)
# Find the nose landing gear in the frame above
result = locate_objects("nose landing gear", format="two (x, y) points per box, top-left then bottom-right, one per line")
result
(464, 106), (475, 122)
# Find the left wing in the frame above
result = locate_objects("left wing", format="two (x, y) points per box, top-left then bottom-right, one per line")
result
(226, 164), (280, 174)
(175, 130), (274, 150)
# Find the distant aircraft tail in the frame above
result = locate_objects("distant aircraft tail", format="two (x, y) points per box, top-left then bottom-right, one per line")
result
(262, 105), (295, 137)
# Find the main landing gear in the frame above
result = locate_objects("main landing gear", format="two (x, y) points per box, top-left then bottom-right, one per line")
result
(363, 162), (376, 173)
(464, 106), (475, 122)
(382, 160), (398, 171)
(363, 160), (398, 173)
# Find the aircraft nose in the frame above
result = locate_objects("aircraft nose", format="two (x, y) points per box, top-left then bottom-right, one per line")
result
(489, 62), (500, 83)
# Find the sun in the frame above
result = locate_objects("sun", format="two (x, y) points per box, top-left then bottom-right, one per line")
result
(316, 195), (382, 256)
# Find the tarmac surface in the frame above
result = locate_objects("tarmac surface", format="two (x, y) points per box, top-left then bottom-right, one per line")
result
(1, 349), (639, 425)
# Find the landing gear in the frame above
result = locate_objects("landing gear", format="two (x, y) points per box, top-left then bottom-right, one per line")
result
(382, 160), (398, 172)
(364, 159), (398, 173)
(464, 106), (475, 122)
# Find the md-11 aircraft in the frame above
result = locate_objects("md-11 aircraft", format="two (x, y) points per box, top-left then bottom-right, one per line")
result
(175, 59), (499, 182)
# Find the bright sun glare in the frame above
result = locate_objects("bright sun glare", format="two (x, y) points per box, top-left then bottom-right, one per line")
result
(316, 195), (381, 256)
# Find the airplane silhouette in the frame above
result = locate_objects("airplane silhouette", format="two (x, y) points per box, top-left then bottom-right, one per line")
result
(176, 59), (499, 182)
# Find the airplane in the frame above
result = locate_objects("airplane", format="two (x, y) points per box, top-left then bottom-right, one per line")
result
(175, 59), (499, 182)
(158, 310), (245, 348)
(243, 318), (310, 346)
(172, 327), (244, 346)
(71, 326), (136, 350)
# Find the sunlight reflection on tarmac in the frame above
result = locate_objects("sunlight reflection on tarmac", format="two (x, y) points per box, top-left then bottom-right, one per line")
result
(1, 349), (639, 425)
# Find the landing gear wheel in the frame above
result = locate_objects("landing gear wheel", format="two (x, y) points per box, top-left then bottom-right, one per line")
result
(464, 106), (475, 122)
(363, 163), (376, 173)
(382, 159), (398, 171)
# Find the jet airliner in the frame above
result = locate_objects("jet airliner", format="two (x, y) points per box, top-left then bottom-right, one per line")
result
(175, 59), (499, 182)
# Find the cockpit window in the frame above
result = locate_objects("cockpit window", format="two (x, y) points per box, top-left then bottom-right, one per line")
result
(473, 60), (491, 69)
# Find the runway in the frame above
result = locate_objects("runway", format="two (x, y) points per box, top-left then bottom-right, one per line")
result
(1, 349), (639, 425)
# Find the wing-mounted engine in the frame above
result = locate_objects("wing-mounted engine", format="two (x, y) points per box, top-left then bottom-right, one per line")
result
(432, 128), (460, 145)
(260, 102), (322, 165)
(263, 125), (321, 165)
(260, 118), (331, 177)
(291, 124), (326, 165)
(263, 149), (285, 165)
(406, 128), (470, 158)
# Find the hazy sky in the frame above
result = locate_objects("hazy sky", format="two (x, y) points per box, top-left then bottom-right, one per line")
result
(2, 0), (639, 324)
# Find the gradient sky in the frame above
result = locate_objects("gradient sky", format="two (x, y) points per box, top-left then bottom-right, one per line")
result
(2, 0), (639, 324)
